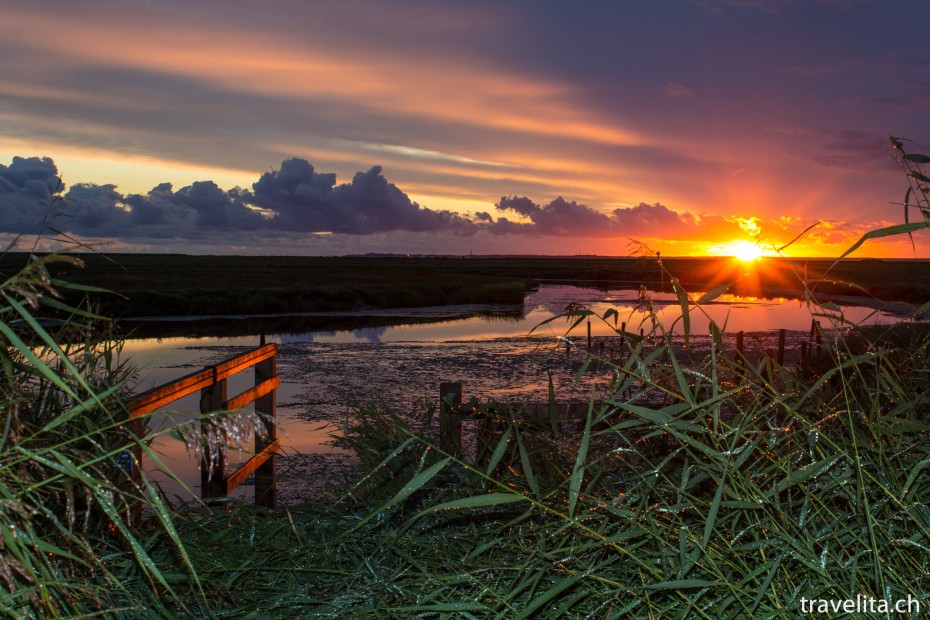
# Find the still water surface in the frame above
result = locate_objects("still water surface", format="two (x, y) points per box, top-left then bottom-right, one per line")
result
(123, 285), (912, 504)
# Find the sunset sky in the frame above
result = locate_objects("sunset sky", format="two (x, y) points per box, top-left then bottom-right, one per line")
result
(1, 0), (928, 257)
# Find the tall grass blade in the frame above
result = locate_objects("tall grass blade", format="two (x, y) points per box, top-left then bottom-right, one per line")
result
(833, 222), (929, 263)
(352, 456), (451, 530)
(568, 398), (594, 518)
(514, 572), (585, 620)
(413, 492), (527, 521)
(485, 426), (513, 476)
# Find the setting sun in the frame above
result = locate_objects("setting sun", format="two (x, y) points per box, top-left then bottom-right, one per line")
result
(715, 240), (765, 262)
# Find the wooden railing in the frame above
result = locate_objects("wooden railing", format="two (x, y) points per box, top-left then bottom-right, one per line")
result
(128, 343), (280, 508)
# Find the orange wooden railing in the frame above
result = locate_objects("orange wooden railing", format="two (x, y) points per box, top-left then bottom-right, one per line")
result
(128, 343), (280, 508)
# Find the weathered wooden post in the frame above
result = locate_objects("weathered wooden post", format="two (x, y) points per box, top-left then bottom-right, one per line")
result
(439, 382), (463, 455)
(736, 331), (744, 355)
(587, 319), (592, 350)
(200, 372), (227, 501)
(776, 329), (786, 366)
(254, 353), (276, 509)
(815, 321), (822, 355)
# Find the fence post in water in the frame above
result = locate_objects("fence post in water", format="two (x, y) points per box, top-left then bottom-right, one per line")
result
(736, 331), (744, 355)
(815, 321), (822, 355)
(254, 353), (276, 509)
(587, 319), (591, 350)
(439, 382), (463, 455)
(200, 374), (228, 501)
(776, 329), (786, 366)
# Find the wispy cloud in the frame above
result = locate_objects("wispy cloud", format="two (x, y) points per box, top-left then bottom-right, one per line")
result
(334, 140), (515, 168)
(663, 83), (694, 98)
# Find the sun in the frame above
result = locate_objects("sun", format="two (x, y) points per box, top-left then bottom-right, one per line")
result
(716, 240), (765, 262)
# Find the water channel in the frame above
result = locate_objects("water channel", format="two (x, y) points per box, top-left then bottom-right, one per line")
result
(122, 285), (916, 505)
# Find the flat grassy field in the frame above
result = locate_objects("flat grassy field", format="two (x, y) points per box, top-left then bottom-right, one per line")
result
(1, 253), (928, 318)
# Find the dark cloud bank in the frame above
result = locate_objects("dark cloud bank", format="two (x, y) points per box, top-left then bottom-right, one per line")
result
(0, 155), (726, 242)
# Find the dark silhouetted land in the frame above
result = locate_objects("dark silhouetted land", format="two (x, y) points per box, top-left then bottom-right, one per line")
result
(2, 253), (928, 319)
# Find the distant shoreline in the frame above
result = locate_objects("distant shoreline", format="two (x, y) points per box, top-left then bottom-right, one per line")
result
(3, 253), (929, 322)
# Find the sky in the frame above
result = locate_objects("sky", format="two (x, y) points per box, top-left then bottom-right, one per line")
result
(1, 0), (928, 257)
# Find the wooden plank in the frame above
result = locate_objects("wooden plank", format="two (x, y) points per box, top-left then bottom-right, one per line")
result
(129, 368), (214, 416)
(224, 439), (281, 495)
(224, 375), (280, 411)
(201, 379), (228, 499)
(129, 344), (276, 416)
(254, 354), (277, 509)
(214, 343), (277, 381)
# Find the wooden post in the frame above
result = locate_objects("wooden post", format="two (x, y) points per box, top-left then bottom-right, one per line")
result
(620, 322), (626, 347)
(587, 319), (591, 350)
(815, 321), (822, 354)
(776, 329), (786, 366)
(254, 353), (276, 509)
(200, 375), (227, 501)
(439, 382), (463, 455)
(801, 341), (808, 362)
(736, 331), (744, 355)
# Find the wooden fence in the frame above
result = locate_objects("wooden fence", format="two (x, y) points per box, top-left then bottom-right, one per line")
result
(128, 343), (280, 508)
(438, 319), (831, 454)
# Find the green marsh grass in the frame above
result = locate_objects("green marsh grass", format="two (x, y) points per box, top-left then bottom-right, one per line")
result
(0, 204), (235, 617)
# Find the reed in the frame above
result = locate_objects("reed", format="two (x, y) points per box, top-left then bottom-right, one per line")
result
(0, 192), (222, 616)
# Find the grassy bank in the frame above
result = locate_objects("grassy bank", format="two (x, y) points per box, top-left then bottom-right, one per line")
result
(1, 253), (928, 320)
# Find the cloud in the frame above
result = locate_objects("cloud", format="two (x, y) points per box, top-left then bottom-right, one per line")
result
(691, 0), (793, 14)
(493, 196), (613, 236)
(663, 83), (694, 98)
(812, 130), (893, 170)
(0, 155), (865, 255)
(0, 156), (63, 233)
(250, 159), (476, 235)
(488, 196), (749, 239)
(857, 94), (930, 110)
(0, 155), (477, 239)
